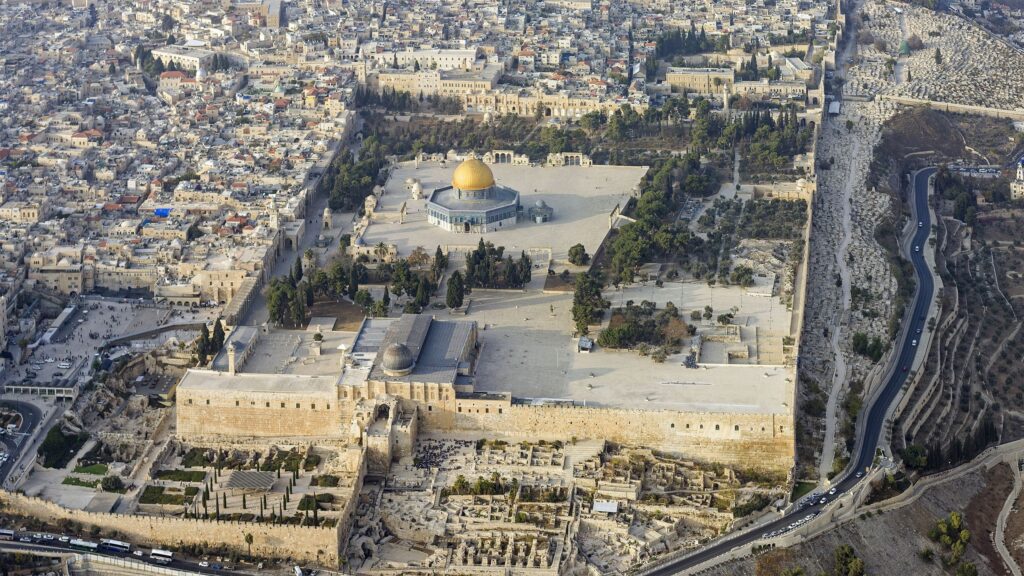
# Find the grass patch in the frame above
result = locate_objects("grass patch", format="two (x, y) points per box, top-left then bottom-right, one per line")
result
(154, 469), (207, 482)
(311, 475), (340, 487)
(791, 480), (817, 501)
(62, 476), (99, 489)
(297, 493), (335, 511)
(73, 463), (108, 475)
(258, 449), (303, 472)
(139, 485), (187, 506)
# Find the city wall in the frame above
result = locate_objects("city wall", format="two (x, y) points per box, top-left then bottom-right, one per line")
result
(176, 386), (351, 441)
(0, 492), (341, 566)
(438, 403), (795, 474)
(175, 388), (794, 473)
(878, 95), (1024, 121)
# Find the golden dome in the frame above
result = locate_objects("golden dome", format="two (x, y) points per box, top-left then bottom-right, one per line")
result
(451, 158), (495, 191)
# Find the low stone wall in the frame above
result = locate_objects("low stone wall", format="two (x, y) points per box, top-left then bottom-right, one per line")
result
(878, 95), (1024, 121)
(0, 492), (341, 567)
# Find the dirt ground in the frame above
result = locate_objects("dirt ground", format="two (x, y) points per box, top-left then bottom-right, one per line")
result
(869, 108), (1019, 198)
(307, 300), (365, 331)
(542, 273), (576, 292)
(704, 463), (1014, 576)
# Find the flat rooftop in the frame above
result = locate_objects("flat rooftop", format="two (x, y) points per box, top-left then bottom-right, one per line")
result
(178, 369), (339, 395)
(466, 284), (794, 415)
(365, 161), (647, 263)
(225, 327), (357, 377)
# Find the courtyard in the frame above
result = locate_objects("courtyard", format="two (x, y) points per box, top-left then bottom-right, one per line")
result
(465, 280), (794, 415)
(364, 160), (648, 265)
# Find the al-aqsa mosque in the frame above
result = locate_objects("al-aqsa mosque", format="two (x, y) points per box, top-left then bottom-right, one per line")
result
(426, 157), (522, 233)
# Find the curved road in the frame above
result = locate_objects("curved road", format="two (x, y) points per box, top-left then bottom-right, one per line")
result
(648, 167), (937, 574)
(0, 399), (43, 483)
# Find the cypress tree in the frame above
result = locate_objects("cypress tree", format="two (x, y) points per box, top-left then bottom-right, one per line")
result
(212, 318), (225, 350)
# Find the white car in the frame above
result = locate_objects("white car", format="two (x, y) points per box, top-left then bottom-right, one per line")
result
(914, 245), (920, 252)
(45, 358), (55, 364)
(58, 362), (71, 369)
(199, 561), (210, 567)
(911, 339), (918, 347)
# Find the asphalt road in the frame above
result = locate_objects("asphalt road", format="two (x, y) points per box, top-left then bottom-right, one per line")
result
(647, 167), (937, 575)
(0, 399), (42, 484)
(0, 532), (240, 575)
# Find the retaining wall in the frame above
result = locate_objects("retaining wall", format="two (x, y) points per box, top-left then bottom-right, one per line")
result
(0, 492), (341, 567)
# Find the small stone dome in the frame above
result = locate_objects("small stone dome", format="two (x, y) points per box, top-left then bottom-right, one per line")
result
(451, 158), (495, 191)
(535, 200), (547, 208)
(381, 342), (415, 376)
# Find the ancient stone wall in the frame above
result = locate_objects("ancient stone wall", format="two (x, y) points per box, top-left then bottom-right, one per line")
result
(176, 386), (350, 441)
(174, 380), (793, 473)
(0, 492), (341, 566)
(442, 404), (794, 473)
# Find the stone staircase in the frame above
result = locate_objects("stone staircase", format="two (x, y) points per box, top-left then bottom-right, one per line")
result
(562, 439), (605, 471)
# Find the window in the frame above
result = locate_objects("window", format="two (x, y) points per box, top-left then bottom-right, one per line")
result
(458, 406), (462, 413)
(685, 423), (690, 429)
(281, 402), (285, 408)
(734, 425), (739, 431)
(235, 401), (239, 406)
(311, 404), (316, 410)
(296, 403), (300, 409)
(715, 424), (720, 431)
(498, 408), (502, 414)
(670, 423), (674, 428)
(428, 405), (432, 412)
(485, 408), (489, 414)
(266, 402), (270, 408)
(187, 399), (193, 405)
(205, 399), (210, 405)
(326, 404), (330, 410)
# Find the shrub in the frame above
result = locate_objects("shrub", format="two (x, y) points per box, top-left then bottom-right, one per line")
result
(100, 476), (125, 492)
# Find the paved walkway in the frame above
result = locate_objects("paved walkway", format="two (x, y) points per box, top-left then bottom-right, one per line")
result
(997, 458), (1023, 576)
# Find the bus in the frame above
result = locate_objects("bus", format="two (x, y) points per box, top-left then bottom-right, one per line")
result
(70, 539), (99, 551)
(100, 539), (131, 553)
(150, 549), (173, 564)
(0, 529), (14, 541)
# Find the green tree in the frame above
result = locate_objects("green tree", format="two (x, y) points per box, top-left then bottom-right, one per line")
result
(211, 318), (225, 351)
(197, 324), (211, 366)
(568, 243), (590, 266)
(571, 273), (608, 336)
(244, 532), (253, 555)
(446, 271), (465, 309)
(100, 475), (124, 492)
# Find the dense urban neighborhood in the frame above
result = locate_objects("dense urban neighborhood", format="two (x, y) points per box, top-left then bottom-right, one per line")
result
(0, 0), (1023, 573)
